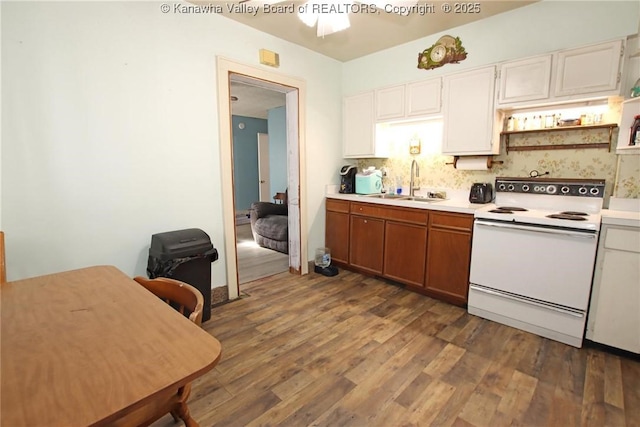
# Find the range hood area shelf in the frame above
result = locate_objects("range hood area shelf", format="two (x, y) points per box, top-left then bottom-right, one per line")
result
(501, 123), (618, 154)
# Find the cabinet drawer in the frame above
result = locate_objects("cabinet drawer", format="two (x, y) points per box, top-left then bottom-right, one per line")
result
(604, 227), (640, 253)
(429, 212), (473, 231)
(351, 202), (385, 217)
(384, 207), (428, 224)
(350, 202), (428, 224)
(327, 199), (350, 213)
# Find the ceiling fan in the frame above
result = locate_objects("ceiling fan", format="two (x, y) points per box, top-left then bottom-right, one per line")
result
(239, 0), (418, 37)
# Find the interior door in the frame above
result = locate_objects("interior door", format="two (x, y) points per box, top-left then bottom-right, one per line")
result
(257, 133), (270, 202)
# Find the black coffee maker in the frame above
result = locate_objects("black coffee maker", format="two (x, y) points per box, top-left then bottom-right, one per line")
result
(339, 165), (357, 194)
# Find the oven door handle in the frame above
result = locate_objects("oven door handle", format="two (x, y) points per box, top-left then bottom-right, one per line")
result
(474, 219), (597, 239)
(469, 285), (584, 317)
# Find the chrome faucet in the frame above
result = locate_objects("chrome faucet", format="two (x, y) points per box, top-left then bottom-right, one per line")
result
(410, 159), (420, 196)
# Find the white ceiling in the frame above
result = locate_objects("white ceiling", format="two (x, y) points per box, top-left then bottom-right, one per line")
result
(214, 0), (537, 62)
(223, 0), (537, 118)
(230, 81), (286, 119)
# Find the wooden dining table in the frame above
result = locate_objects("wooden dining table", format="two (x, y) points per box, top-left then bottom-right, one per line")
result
(0, 265), (222, 427)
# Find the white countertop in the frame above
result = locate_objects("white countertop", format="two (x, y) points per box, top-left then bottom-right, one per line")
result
(601, 197), (640, 228)
(327, 188), (640, 224)
(601, 209), (640, 228)
(326, 192), (490, 215)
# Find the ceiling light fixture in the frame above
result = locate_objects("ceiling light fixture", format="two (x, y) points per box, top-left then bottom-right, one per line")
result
(245, 0), (418, 38)
(298, 0), (352, 38)
(296, 0), (418, 37)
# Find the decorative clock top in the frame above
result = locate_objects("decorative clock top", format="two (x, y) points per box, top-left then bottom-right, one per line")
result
(418, 35), (468, 70)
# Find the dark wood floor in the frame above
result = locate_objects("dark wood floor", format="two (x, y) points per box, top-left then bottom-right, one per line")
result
(153, 269), (640, 427)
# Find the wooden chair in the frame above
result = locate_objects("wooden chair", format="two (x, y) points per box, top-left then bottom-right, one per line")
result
(134, 276), (204, 326)
(1, 231), (6, 284)
(126, 276), (205, 427)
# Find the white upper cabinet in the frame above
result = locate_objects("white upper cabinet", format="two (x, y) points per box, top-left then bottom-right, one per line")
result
(554, 39), (623, 98)
(406, 79), (441, 117)
(375, 78), (442, 121)
(375, 86), (405, 121)
(343, 91), (387, 158)
(497, 39), (624, 108)
(498, 55), (552, 105)
(442, 66), (499, 155)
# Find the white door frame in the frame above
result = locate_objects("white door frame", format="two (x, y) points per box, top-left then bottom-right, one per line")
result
(257, 133), (270, 202)
(216, 57), (308, 300)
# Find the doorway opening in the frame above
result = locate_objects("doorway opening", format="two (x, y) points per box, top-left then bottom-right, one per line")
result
(217, 58), (308, 300)
(229, 82), (288, 285)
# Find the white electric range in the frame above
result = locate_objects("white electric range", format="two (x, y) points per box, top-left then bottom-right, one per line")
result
(468, 177), (605, 348)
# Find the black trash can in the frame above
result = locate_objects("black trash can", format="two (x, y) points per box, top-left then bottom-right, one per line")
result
(147, 228), (218, 322)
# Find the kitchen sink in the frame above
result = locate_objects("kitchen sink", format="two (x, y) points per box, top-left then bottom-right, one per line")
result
(362, 194), (447, 203)
(405, 196), (447, 203)
(364, 194), (410, 199)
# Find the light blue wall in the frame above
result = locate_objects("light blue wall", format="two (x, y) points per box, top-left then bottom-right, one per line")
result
(232, 115), (267, 211)
(2, 2), (343, 283)
(267, 106), (287, 197)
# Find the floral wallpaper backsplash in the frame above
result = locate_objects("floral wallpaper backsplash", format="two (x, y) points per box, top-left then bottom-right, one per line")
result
(616, 154), (640, 198)
(356, 128), (640, 202)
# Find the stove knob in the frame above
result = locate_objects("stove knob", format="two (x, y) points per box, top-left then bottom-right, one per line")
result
(507, 184), (515, 191)
(498, 183), (506, 191)
(590, 187), (600, 196)
(546, 185), (557, 194)
(561, 186), (570, 194)
(578, 187), (588, 195)
(522, 184), (530, 192)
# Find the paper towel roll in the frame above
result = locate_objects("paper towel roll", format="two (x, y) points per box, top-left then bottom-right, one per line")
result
(454, 156), (490, 171)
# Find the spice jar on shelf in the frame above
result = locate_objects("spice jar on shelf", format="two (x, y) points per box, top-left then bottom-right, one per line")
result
(517, 116), (527, 130)
(532, 115), (542, 129)
(506, 116), (515, 131)
(544, 114), (554, 128)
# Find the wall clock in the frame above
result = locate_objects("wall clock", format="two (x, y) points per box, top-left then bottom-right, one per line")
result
(418, 35), (468, 70)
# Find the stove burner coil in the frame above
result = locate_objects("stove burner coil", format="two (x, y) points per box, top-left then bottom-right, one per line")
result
(497, 206), (528, 211)
(559, 211), (588, 216)
(489, 206), (528, 214)
(546, 214), (587, 221)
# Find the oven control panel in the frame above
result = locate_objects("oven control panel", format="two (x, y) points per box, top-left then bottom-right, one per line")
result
(495, 178), (605, 198)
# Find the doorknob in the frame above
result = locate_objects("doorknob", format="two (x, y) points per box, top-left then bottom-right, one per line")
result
(260, 180), (266, 183)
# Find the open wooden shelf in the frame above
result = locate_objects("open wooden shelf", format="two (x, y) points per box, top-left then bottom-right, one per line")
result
(501, 123), (618, 153)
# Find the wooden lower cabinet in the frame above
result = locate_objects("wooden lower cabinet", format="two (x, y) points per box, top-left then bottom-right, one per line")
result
(349, 215), (384, 274)
(383, 221), (428, 288)
(425, 212), (474, 306)
(325, 199), (350, 266)
(324, 198), (473, 306)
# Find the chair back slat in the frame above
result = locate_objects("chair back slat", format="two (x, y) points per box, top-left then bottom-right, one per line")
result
(133, 276), (204, 326)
